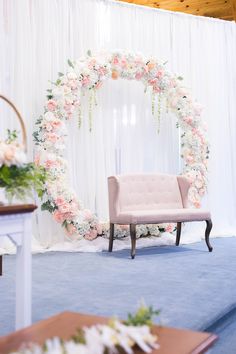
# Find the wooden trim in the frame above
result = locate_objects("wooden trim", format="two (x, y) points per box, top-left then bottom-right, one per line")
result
(192, 334), (218, 354)
(0, 204), (37, 216)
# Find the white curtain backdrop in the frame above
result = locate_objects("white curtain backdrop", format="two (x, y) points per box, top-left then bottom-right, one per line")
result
(0, 0), (236, 252)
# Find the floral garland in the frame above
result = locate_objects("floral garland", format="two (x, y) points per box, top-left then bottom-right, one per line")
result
(11, 304), (160, 354)
(34, 51), (209, 241)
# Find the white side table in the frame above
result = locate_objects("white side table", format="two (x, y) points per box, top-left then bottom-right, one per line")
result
(0, 204), (37, 330)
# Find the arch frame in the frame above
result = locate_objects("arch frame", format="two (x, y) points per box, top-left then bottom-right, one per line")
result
(34, 51), (209, 240)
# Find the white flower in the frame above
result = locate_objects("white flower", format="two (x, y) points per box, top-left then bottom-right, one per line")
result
(44, 112), (55, 121)
(14, 149), (27, 166)
(67, 72), (77, 80)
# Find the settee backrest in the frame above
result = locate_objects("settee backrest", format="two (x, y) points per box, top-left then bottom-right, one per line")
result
(108, 174), (191, 217)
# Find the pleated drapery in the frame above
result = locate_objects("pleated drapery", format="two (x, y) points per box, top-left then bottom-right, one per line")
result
(0, 0), (236, 251)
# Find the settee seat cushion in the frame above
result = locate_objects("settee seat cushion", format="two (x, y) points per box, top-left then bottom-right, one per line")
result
(115, 208), (211, 224)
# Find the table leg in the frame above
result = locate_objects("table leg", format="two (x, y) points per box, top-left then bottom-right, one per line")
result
(15, 215), (32, 330)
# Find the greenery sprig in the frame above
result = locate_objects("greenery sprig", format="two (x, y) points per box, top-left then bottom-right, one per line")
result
(0, 163), (46, 202)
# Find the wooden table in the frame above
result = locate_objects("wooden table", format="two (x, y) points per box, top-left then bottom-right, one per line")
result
(0, 204), (37, 330)
(0, 311), (217, 354)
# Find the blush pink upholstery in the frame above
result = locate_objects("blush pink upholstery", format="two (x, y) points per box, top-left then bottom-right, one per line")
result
(107, 174), (213, 258)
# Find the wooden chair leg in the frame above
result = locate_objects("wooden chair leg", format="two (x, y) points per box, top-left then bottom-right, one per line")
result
(108, 223), (114, 252)
(130, 224), (136, 259)
(205, 219), (213, 252)
(176, 222), (182, 246)
(0, 255), (2, 276)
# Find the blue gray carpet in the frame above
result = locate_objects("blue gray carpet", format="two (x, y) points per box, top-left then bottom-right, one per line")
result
(0, 237), (236, 353)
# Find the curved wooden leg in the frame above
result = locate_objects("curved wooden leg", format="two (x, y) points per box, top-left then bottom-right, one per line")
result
(130, 224), (136, 259)
(108, 223), (114, 252)
(205, 219), (213, 252)
(176, 222), (182, 246)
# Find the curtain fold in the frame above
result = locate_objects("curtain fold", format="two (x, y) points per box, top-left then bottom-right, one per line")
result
(0, 0), (236, 250)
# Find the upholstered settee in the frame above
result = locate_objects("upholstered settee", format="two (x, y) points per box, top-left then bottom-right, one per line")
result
(107, 174), (212, 259)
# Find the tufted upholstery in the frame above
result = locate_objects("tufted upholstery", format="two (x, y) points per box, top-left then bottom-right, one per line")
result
(107, 174), (213, 258)
(108, 174), (210, 224)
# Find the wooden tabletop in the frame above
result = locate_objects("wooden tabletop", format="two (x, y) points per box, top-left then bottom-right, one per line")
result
(0, 204), (37, 216)
(0, 312), (217, 354)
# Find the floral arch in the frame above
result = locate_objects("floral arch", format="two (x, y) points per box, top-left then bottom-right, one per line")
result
(34, 51), (209, 241)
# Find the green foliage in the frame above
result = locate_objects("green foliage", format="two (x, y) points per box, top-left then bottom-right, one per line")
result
(0, 163), (46, 202)
(124, 303), (160, 327)
(6, 129), (18, 144)
(41, 200), (57, 213)
(67, 59), (74, 68)
(71, 329), (86, 344)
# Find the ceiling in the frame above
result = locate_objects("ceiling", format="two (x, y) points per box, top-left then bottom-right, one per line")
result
(118, 0), (236, 21)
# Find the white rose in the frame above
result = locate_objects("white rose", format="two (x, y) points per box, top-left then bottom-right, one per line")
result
(52, 86), (64, 98)
(14, 150), (27, 166)
(67, 72), (77, 80)
(44, 111), (55, 121)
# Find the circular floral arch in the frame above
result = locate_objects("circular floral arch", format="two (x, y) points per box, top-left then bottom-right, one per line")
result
(34, 51), (209, 240)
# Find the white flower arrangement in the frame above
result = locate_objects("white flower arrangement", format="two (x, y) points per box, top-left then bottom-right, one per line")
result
(33, 50), (209, 241)
(0, 130), (46, 202)
(10, 305), (160, 354)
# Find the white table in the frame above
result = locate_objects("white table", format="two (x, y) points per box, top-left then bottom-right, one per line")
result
(0, 204), (37, 330)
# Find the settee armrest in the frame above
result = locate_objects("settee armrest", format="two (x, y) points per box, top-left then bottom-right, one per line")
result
(177, 175), (191, 208)
(108, 176), (121, 222)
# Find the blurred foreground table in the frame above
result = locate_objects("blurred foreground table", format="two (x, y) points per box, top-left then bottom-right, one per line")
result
(0, 311), (217, 354)
(0, 204), (37, 330)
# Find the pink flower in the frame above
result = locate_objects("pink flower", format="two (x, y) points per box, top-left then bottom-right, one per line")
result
(88, 59), (96, 69)
(45, 159), (56, 169)
(4, 146), (16, 162)
(69, 80), (78, 90)
(112, 57), (119, 65)
(98, 67), (108, 76)
(59, 203), (71, 213)
(96, 224), (103, 235)
(186, 155), (194, 163)
(156, 70), (164, 79)
(82, 76), (90, 86)
(47, 99), (57, 111)
(83, 209), (93, 221)
(64, 103), (73, 112)
(53, 210), (66, 223)
(153, 86), (161, 93)
(34, 154), (40, 166)
(51, 120), (62, 129)
(55, 197), (65, 206)
(85, 229), (98, 240)
(184, 116), (193, 125)
(46, 132), (58, 143)
(194, 201), (201, 208)
(165, 224), (174, 233)
(148, 79), (157, 86)
(135, 72), (143, 80)
(121, 58), (127, 68)
(95, 81), (103, 89)
(65, 223), (77, 236)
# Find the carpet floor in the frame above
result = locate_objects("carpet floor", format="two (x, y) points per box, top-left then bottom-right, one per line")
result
(0, 237), (236, 353)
